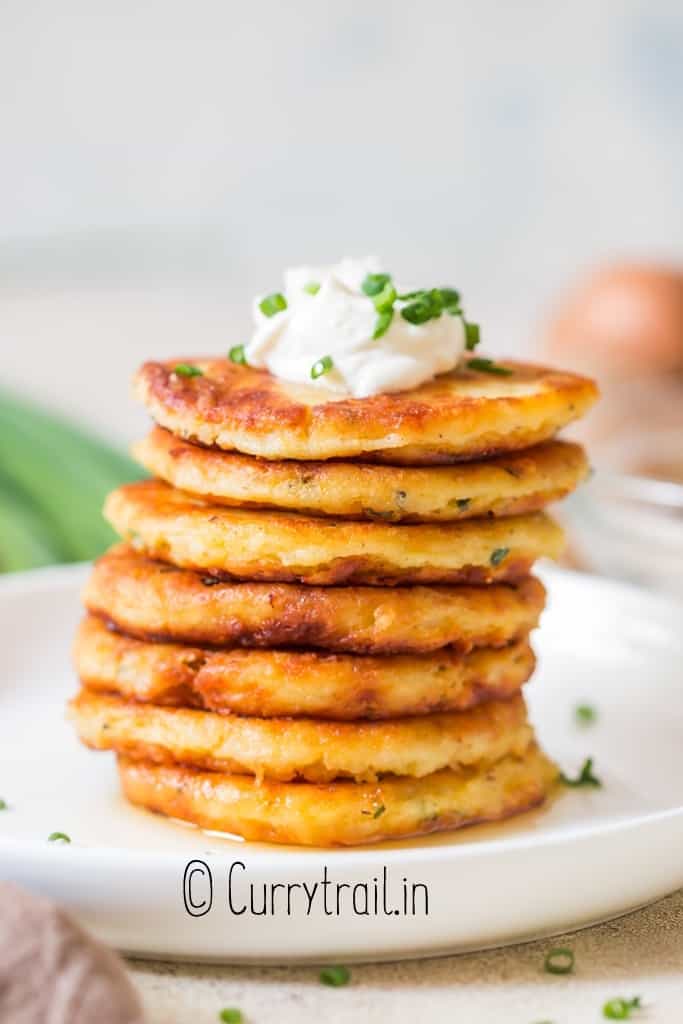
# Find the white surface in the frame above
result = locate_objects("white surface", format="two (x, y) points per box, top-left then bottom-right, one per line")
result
(0, 563), (682, 964)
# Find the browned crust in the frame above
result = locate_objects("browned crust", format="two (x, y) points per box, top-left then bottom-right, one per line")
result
(68, 689), (532, 783)
(134, 358), (598, 463)
(117, 746), (558, 846)
(83, 546), (547, 655)
(74, 615), (536, 720)
(133, 428), (590, 522)
(104, 480), (565, 586)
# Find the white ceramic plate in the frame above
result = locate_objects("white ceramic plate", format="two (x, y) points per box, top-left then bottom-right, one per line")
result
(1, 563), (682, 964)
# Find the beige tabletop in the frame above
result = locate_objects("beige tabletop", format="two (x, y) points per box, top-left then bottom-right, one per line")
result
(129, 889), (682, 1024)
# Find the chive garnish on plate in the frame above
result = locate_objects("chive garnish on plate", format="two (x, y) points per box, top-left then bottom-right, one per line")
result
(560, 757), (602, 788)
(218, 1009), (243, 1023)
(544, 947), (574, 974)
(319, 965), (351, 987)
(603, 996), (643, 1019)
(303, 281), (320, 295)
(48, 831), (71, 844)
(575, 704), (597, 726)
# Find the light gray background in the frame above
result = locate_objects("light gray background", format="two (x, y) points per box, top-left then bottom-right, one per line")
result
(2, 0), (682, 443)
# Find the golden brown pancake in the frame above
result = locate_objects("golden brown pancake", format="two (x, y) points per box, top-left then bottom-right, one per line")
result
(134, 357), (598, 463)
(75, 615), (536, 720)
(84, 546), (546, 655)
(104, 480), (564, 586)
(134, 427), (590, 522)
(68, 690), (532, 783)
(118, 745), (557, 846)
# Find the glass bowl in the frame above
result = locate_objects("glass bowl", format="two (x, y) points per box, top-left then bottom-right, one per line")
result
(561, 470), (683, 599)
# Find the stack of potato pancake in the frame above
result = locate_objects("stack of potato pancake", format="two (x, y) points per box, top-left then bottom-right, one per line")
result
(69, 357), (597, 846)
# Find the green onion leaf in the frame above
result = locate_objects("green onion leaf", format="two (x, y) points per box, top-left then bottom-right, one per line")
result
(311, 355), (334, 380)
(603, 996), (642, 1020)
(361, 273), (391, 297)
(575, 704), (597, 726)
(173, 363), (203, 378)
(218, 1009), (243, 1023)
(48, 831), (71, 844)
(466, 357), (512, 376)
(303, 281), (321, 295)
(373, 309), (394, 339)
(259, 292), (287, 317)
(319, 965), (351, 987)
(464, 322), (481, 350)
(544, 947), (575, 975)
(0, 799), (7, 810)
(490, 547), (509, 567)
(373, 804), (386, 819)
(560, 757), (602, 788)
(228, 345), (248, 366)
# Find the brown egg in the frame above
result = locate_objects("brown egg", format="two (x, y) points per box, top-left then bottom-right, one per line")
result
(543, 264), (683, 377)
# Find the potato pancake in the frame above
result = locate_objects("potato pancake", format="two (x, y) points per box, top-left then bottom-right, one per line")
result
(68, 690), (532, 783)
(118, 745), (557, 846)
(84, 546), (546, 654)
(134, 358), (597, 463)
(105, 480), (564, 585)
(75, 615), (536, 720)
(134, 427), (589, 522)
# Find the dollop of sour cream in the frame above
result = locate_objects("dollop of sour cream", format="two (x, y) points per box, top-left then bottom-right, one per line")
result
(244, 258), (467, 398)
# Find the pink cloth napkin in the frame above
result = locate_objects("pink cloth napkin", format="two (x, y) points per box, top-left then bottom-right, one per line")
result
(0, 882), (144, 1024)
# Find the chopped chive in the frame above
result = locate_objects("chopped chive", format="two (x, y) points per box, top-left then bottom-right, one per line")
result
(373, 308), (394, 339)
(575, 704), (597, 726)
(560, 757), (602, 788)
(361, 273), (391, 297)
(228, 345), (247, 365)
(466, 357), (512, 376)
(544, 947), (574, 975)
(259, 292), (287, 317)
(311, 355), (334, 380)
(490, 547), (510, 567)
(218, 1009), (243, 1023)
(48, 831), (71, 844)
(202, 576), (222, 586)
(173, 363), (203, 378)
(372, 280), (397, 313)
(373, 804), (386, 819)
(464, 321), (481, 350)
(603, 996), (642, 1020)
(303, 281), (321, 295)
(0, 799), (7, 810)
(448, 497), (471, 510)
(401, 296), (436, 325)
(439, 287), (461, 313)
(319, 965), (351, 987)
